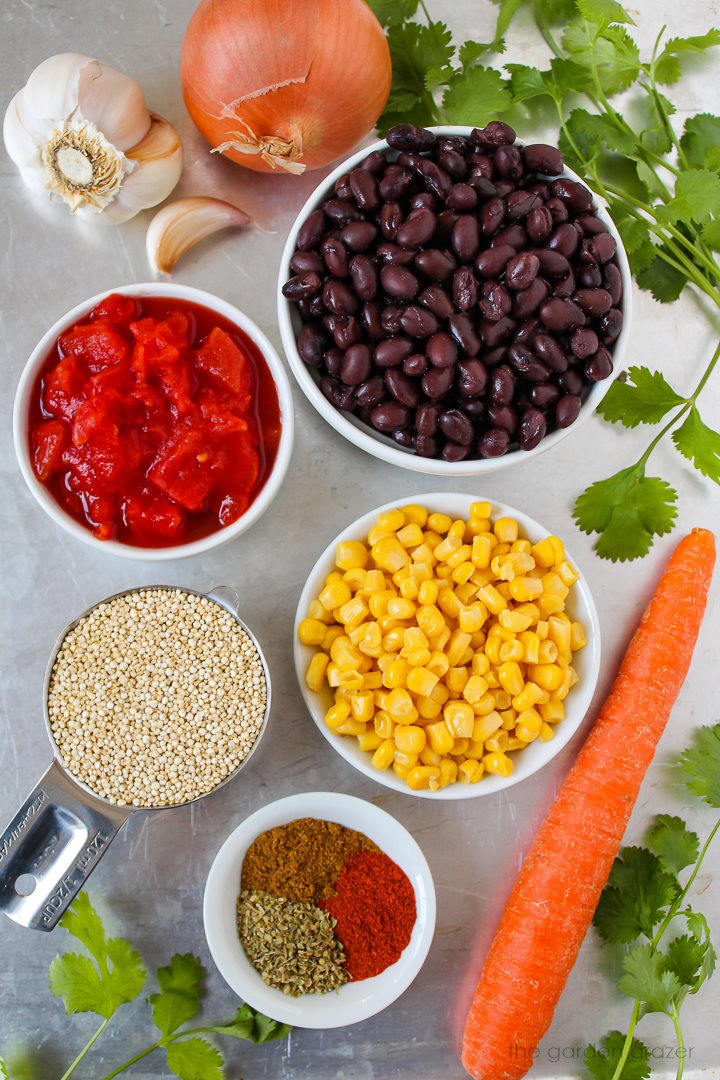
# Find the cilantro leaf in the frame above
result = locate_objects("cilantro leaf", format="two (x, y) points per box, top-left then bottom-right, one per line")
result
(584, 1031), (651, 1080)
(442, 66), (511, 124)
(563, 20), (640, 94)
(680, 114), (720, 172)
(647, 815), (700, 874)
(672, 405), (720, 483)
(364, 0), (418, 27)
(636, 250), (689, 302)
(536, 0), (577, 24)
(576, 0), (634, 26)
(662, 934), (709, 992)
(149, 953), (204, 1037)
(618, 943), (682, 1014)
(0, 1059), (8, 1080)
(680, 723), (720, 808)
(209, 1004), (292, 1043)
(593, 846), (678, 943)
(382, 20), (453, 129)
(654, 31), (720, 86)
(466, 0), (527, 57)
(506, 64), (553, 102)
(574, 465), (678, 561)
(165, 1038), (223, 1080)
(657, 168), (720, 226)
(597, 366), (685, 427)
(58, 890), (108, 962)
(684, 911), (717, 984)
(701, 218), (720, 249)
(49, 952), (115, 1017)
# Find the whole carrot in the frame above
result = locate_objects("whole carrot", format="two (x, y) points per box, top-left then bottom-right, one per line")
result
(461, 528), (716, 1080)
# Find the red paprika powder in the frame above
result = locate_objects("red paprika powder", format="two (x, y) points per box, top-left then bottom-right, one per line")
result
(321, 849), (416, 980)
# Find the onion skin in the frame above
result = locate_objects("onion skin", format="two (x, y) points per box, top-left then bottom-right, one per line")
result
(180, 0), (392, 174)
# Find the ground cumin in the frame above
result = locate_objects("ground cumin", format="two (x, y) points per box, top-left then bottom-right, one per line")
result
(241, 817), (379, 903)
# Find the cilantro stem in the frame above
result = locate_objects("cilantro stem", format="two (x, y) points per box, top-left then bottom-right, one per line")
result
(652, 816), (720, 947)
(610, 1000), (642, 1080)
(533, 0), (564, 59)
(99, 1041), (161, 1080)
(636, 404), (691, 469)
(59, 1018), (110, 1080)
(671, 1002), (686, 1080)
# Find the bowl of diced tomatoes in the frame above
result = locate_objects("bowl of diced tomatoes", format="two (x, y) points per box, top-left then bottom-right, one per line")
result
(13, 283), (294, 559)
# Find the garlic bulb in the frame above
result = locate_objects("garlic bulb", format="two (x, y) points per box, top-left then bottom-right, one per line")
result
(147, 197), (251, 274)
(3, 53), (183, 223)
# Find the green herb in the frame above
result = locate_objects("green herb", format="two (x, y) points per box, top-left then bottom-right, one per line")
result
(367, 0), (720, 560)
(585, 724), (720, 1079)
(0, 894), (290, 1080)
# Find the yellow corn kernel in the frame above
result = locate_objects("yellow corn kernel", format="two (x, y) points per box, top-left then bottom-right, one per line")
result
(325, 700), (350, 730)
(327, 663), (341, 687)
(463, 674), (489, 705)
(471, 652), (490, 677)
(412, 542), (435, 566)
(374, 690), (391, 710)
(547, 615), (572, 653)
(445, 666), (468, 694)
(536, 619), (549, 640)
(465, 738), (485, 760)
(372, 739), (395, 770)
(399, 577), (419, 600)
(492, 690), (512, 711)
(305, 653), (330, 693)
(497, 661), (524, 697)
(437, 589), (462, 620)
(430, 625), (452, 652)
(401, 504), (428, 527)
(392, 759), (412, 780)
(428, 512), (452, 534)
(539, 700), (564, 724)
(529, 663), (564, 692)
(516, 707), (542, 735)
(550, 669), (573, 702)
(506, 736), (525, 751)
(337, 716), (367, 736)
(400, 626), (425, 650)
(499, 639), (524, 663)
(343, 568), (367, 592)
(409, 561), (433, 584)
(360, 673), (381, 693)
(372, 535), (411, 574)
(538, 595), (565, 616)
(446, 544), (472, 569)
(485, 729), (509, 752)
(477, 584), (507, 615)
(334, 645), (364, 673)
(430, 680), (450, 706)
(382, 628), (405, 653)
(337, 670), (364, 691)
(557, 560), (579, 587)
(438, 758), (458, 787)
(394, 750), (419, 771)
(498, 609), (532, 634)
(433, 533), (462, 562)
(444, 700), (475, 739)
(417, 580), (438, 606)
(483, 751), (513, 777)
(538, 722), (555, 743)
(419, 746), (442, 767)
(363, 568), (386, 592)
(368, 591), (391, 619)
(417, 696), (442, 720)
(368, 524), (391, 547)
(374, 710), (395, 739)
(376, 508), (404, 532)
(377, 652), (397, 673)
(406, 764), (441, 791)
(417, 604), (445, 638)
(298, 618), (328, 646)
(395, 522), (424, 549)
(494, 516), (519, 543)
(511, 538), (533, 555)
(338, 596), (369, 630)
(451, 561), (474, 585)
(426, 720), (454, 755)
(472, 710), (502, 742)
(325, 571), (343, 585)
(569, 665), (579, 687)
(469, 630), (486, 649)
(407, 666), (439, 697)
(424, 530), (442, 550)
(384, 658), (410, 689)
(484, 635), (502, 666)
(484, 670), (500, 689)
(386, 597), (416, 620)
(406, 647), (432, 669)
(467, 518), (491, 538)
(471, 689), (495, 716)
(570, 621), (587, 650)
(500, 707), (517, 730)
(335, 540), (368, 571)
(512, 682), (545, 712)
(538, 639), (559, 664)
(308, 598), (335, 625)
(471, 534), (494, 569)
(445, 630), (471, 669)
(508, 576), (544, 603)
(395, 725), (427, 755)
(357, 730), (382, 753)
(450, 737), (470, 756)
(320, 580), (352, 612)
(541, 571), (570, 599)
(348, 623), (368, 647)
(455, 582), (478, 605)
(518, 631), (540, 664)
(350, 691), (375, 723)
(391, 566), (411, 588)
(458, 759), (484, 784)
(436, 565), (453, 581)
(386, 687), (418, 723)
(470, 501), (491, 519)
(358, 623), (382, 658)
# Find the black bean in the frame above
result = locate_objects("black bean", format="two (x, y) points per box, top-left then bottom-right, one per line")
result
(546, 197), (569, 224)
(349, 167), (379, 210)
(464, 398), (485, 420)
(399, 305), (438, 338)
(527, 205), (554, 243)
(427, 331), (458, 369)
(416, 159), (452, 199)
(480, 316), (516, 347)
(381, 264), (419, 300)
(480, 196), (506, 236)
(403, 353), (428, 377)
(386, 124), (436, 152)
(385, 367), (421, 408)
(483, 121), (517, 146)
(483, 346), (507, 368)
(446, 183), (478, 211)
(415, 434), (441, 457)
(381, 305), (403, 335)
(441, 441), (470, 462)
(492, 224), (527, 250)
(506, 253), (540, 291)
(335, 173), (352, 200)
(439, 409), (474, 445)
(512, 277), (550, 318)
(419, 285), (455, 320)
(457, 359), (487, 397)
(355, 375), (385, 407)
(578, 264), (602, 288)
(421, 365), (455, 399)
(555, 394), (582, 427)
(453, 267), (479, 312)
(321, 375), (356, 411)
(468, 173), (497, 199)
(410, 192), (437, 212)
(415, 248), (456, 281)
(557, 369), (583, 395)
(576, 214), (607, 236)
(299, 294), (325, 319)
(334, 316), (363, 349)
(371, 401), (413, 430)
(393, 429), (414, 448)
(324, 347), (343, 377)
(480, 282), (512, 321)
(573, 288), (613, 316)
(322, 313), (339, 335)
(362, 301), (384, 339)
(599, 308), (623, 343)
(519, 407), (547, 450)
(547, 223), (579, 259)
(495, 145), (523, 180)
(282, 272), (322, 300)
(397, 208), (437, 249)
(530, 383), (560, 409)
(379, 166), (414, 202)
(539, 298), (585, 332)
(590, 232), (617, 264)
(553, 268), (576, 299)
(375, 336), (413, 368)
(349, 255), (378, 300)
(290, 250), (324, 274)
(397, 151), (422, 168)
(526, 181), (551, 201)
(514, 318), (540, 345)
(341, 221), (378, 251)
(438, 149), (468, 180)
(340, 344), (372, 386)
(489, 364), (515, 405)
(361, 150), (386, 175)
(448, 313), (481, 356)
(451, 215), (481, 263)
(379, 202), (403, 240)
(320, 237), (346, 277)
(434, 209), (460, 247)
(506, 190), (539, 221)
(603, 262), (623, 305)
(325, 198), (363, 224)
(322, 279), (358, 315)
(476, 244), (517, 279)
(522, 143), (563, 175)
(377, 243), (416, 266)
(533, 332), (568, 372)
(478, 427), (510, 457)
(487, 404), (517, 432)
(510, 349), (550, 383)
(570, 327), (599, 358)
(297, 208), (326, 251)
(416, 401), (442, 435)
(297, 324), (326, 366)
(533, 248), (570, 278)
(438, 135), (470, 154)
(585, 346), (613, 381)
(551, 177), (593, 212)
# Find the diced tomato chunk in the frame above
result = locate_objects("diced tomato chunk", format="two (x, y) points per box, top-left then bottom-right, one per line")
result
(31, 420), (68, 481)
(89, 360), (133, 395)
(60, 321), (130, 374)
(72, 389), (129, 448)
(91, 294), (137, 328)
(65, 428), (143, 496)
(148, 428), (228, 511)
(43, 356), (85, 422)
(123, 490), (185, 539)
(195, 327), (253, 399)
(196, 388), (249, 435)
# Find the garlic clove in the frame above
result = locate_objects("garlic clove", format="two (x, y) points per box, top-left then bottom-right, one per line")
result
(104, 115), (183, 223)
(3, 92), (40, 168)
(146, 196), (250, 274)
(19, 53), (90, 138)
(77, 59), (150, 152)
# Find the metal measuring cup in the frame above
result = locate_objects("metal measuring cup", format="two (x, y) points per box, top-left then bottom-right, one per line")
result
(0, 586), (271, 932)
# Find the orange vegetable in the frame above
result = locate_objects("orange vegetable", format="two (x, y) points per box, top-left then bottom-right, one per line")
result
(461, 528), (716, 1080)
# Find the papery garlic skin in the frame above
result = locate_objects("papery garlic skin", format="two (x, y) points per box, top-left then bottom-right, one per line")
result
(3, 53), (182, 223)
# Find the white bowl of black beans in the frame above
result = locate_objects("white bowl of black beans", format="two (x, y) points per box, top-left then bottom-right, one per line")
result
(277, 123), (631, 474)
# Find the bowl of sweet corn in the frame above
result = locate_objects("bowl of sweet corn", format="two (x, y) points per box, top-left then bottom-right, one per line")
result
(294, 495), (601, 799)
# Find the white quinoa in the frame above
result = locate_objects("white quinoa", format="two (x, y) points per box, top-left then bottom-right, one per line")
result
(47, 588), (267, 808)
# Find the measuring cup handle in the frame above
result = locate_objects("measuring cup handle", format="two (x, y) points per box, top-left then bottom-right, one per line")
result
(0, 762), (132, 932)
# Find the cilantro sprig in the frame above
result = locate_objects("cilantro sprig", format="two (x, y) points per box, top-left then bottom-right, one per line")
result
(367, 0), (720, 561)
(0, 897), (289, 1080)
(585, 724), (720, 1080)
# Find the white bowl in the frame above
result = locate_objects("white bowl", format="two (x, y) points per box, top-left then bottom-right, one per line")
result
(294, 493), (601, 799)
(13, 282), (294, 560)
(203, 791), (436, 1027)
(277, 126), (632, 476)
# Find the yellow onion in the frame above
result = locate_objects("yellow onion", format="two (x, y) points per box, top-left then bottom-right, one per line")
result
(180, 0), (391, 175)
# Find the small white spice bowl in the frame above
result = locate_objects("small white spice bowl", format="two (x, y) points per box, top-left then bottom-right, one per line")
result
(13, 282), (294, 560)
(294, 493), (601, 800)
(203, 791), (436, 1027)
